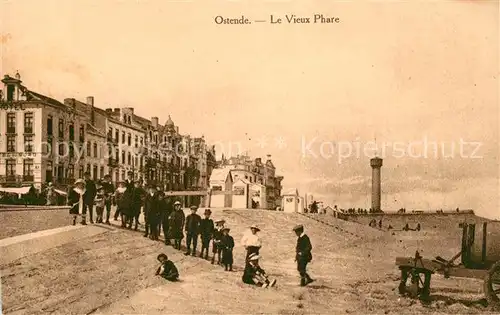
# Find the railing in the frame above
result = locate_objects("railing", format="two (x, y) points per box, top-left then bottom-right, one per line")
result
(5, 175), (17, 182)
(24, 127), (33, 134)
(6, 127), (16, 134)
(23, 175), (34, 182)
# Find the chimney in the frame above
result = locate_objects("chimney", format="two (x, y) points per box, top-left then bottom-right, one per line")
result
(105, 108), (113, 113)
(86, 96), (94, 107)
(255, 158), (262, 164)
(370, 157), (383, 212)
(114, 108), (120, 113)
(151, 117), (158, 128)
(266, 154), (272, 161)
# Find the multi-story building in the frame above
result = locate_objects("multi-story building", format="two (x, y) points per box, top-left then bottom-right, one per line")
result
(0, 73), (88, 189)
(217, 154), (284, 209)
(0, 72), (216, 194)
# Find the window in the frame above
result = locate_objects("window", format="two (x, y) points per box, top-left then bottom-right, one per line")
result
(58, 119), (64, 138)
(46, 137), (53, 155)
(135, 135), (138, 148)
(115, 129), (119, 142)
(79, 125), (84, 142)
(122, 131), (125, 144)
(121, 151), (125, 164)
(140, 137), (143, 146)
(24, 135), (33, 152)
(123, 114), (126, 122)
(6, 113), (16, 133)
(6, 159), (16, 176)
(79, 165), (84, 178)
(7, 135), (16, 152)
(6, 84), (14, 101)
(93, 165), (98, 179)
(68, 164), (75, 178)
(127, 152), (131, 165)
(127, 116), (131, 124)
(86, 164), (91, 173)
(24, 112), (33, 133)
(127, 133), (131, 146)
(58, 143), (65, 156)
(115, 148), (119, 160)
(69, 123), (74, 141)
(47, 115), (53, 136)
(86, 142), (91, 157)
(100, 166), (104, 178)
(93, 142), (98, 158)
(23, 159), (34, 176)
(69, 143), (74, 159)
(212, 186), (222, 191)
(121, 170), (125, 180)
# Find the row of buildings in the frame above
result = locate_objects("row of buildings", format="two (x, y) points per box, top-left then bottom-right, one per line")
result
(0, 72), (217, 195)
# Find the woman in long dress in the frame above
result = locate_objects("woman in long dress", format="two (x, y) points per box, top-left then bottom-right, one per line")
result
(68, 179), (86, 225)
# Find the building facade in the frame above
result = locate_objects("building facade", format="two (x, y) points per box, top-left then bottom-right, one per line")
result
(216, 154), (284, 209)
(0, 72), (216, 193)
(0, 73), (89, 189)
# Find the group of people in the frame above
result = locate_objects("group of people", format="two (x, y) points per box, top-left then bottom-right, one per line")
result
(67, 172), (315, 287)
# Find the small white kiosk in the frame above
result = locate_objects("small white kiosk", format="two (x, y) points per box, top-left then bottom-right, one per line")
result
(282, 188), (302, 213)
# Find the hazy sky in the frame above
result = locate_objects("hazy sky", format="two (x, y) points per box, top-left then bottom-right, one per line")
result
(1, 1), (498, 217)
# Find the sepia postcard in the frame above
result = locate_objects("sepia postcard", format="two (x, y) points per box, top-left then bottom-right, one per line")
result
(0, 1), (498, 314)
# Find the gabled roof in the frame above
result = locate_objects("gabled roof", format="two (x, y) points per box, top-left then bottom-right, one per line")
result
(209, 168), (232, 182)
(282, 188), (299, 196)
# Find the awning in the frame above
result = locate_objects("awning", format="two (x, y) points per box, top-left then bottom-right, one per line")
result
(0, 186), (31, 196)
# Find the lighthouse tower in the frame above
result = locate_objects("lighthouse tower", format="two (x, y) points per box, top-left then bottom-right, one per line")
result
(370, 157), (383, 212)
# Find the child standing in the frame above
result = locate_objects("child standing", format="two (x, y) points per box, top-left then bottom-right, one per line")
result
(94, 185), (105, 223)
(199, 209), (214, 259)
(220, 227), (234, 271)
(211, 219), (225, 265)
(114, 181), (127, 227)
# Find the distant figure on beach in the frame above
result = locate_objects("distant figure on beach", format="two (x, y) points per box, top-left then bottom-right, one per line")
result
(220, 227), (234, 271)
(155, 254), (179, 281)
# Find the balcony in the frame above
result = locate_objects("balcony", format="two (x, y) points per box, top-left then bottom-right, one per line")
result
(108, 158), (119, 168)
(23, 175), (34, 182)
(5, 175), (17, 182)
(24, 127), (33, 134)
(6, 127), (16, 134)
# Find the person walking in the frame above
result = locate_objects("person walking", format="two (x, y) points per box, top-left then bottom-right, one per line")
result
(199, 209), (214, 259)
(101, 174), (115, 225)
(241, 224), (262, 260)
(83, 171), (96, 224)
(168, 201), (185, 250)
(293, 224), (314, 286)
(68, 179), (86, 225)
(184, 205), (201, 256)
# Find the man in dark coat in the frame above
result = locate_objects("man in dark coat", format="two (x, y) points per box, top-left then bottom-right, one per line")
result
(144, 185), (162, 240)
(184, 205), (202, 256)
(131, 181), (145, 230)
(199, 209), (214, 259)
(168, 201), (185, 250)
(101, 174), (115, 225)
(83, 171), (96, 224)
(293, 224), (314, 286)
(161, 196), (174, 245)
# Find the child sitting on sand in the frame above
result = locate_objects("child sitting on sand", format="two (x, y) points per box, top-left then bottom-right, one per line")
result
(242, 253), (277, 288)
(155, 254), (179, 281)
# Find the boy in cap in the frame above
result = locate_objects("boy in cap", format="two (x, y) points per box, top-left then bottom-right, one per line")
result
(68, 179), (86, 225)
(83, 171), (97, 224)
(144, 185), (162, 240)
(220, 227), (234, 271)
(241, 224), (262, 260)
(199, 209), (214, 259)
(184, 205), (202, 256)
(293, 224), (314, 286)
(155, 253), (179, 281)
(242, 253), (277, 288)
(211, 219), (225, 265)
